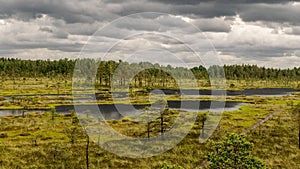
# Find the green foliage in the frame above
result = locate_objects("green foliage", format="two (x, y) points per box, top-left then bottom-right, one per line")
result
(1, 58), (300, 90)
(72, 116), (80, 124)
(0, 58), (75, 78)
(223, 64), (300, 81)
(207, 133), (266, 169)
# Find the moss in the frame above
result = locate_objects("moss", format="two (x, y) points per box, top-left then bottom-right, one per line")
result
(0, 105), (298, 169)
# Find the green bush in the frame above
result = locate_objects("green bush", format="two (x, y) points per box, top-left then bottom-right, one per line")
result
(207, 133), (266, 169)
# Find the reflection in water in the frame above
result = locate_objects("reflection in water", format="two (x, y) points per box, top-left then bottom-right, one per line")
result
(150, 88), (299, 96)
(0, 109), (49, 117)
(1, 88), (297, 119)
(0, 101), (244, 119)
(54, 101), (243, 120)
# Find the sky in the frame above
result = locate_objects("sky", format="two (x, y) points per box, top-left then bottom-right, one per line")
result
(0, 0), (300, 68)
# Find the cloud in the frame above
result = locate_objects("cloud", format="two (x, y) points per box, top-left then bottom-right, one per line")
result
(0, 0), (300, 68)
(0, 0), (117, 23)
(149, 0), (292, 5)
(193, 17), (232, 32)
(284, 26), (300, 35)
(239, 3), (300, 25)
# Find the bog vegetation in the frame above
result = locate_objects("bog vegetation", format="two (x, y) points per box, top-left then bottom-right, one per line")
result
(0, 58), (299, 168)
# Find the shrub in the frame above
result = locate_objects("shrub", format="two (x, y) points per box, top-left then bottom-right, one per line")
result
(207, 133), (266, 169)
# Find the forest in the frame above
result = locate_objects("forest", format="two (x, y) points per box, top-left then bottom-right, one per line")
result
(0, 58), (299, 88)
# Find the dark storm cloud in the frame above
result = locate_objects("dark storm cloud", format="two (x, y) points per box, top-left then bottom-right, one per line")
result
(1, 0), (300, 27)
(149, 0), (203, 5)
(147, 0), (300, 25)
(0, 40), (83, 53)
(0, 0), (300, 68)
(150, 0), (298, 6)
(171, 3), (238, 18)
(0, 0), (116, 23)
(239, 3), (300, 25)
(150, 0), (294, 4)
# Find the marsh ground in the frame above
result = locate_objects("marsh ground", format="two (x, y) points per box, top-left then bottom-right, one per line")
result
(0, 93), (299, 168)
(0, 77), (299, 168)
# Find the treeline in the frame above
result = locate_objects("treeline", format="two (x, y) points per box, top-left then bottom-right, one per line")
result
(0, 58), (300, 83)
(192, 64), (300, 81)
(0, 58), (75, 77)
(224, 64), (300, 80)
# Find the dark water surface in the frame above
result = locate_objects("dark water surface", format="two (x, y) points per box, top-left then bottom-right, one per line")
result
(0, 101), (244, 119)
(91, 88), (300, 99)
(143, 88), (299, 96)
(1, 88), (298, 119)
(56, 101), (244, 120)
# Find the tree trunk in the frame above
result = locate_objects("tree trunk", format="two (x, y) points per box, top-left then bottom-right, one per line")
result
(86, 135), (89, 169)
(161, 112), (164, 139)
(147, 122), (150, 140)
(299, 112), (300, 149)
(202, 121), (205, 138)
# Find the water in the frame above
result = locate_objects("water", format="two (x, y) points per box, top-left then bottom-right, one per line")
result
(0, 101), (244, 119)
(150, 88), (300, 96)
(1, 88), (298, 103)
(54, 101), (244, 120)
(1, 88), (297, 119)
(91, 88), (300, 99)
(0, 109), (50, 117)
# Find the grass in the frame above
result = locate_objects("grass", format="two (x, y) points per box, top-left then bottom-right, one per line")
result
(0, 93), (299, 168)
(0, 77), (299, 168)
(1, 78), (299, 97)
(225, 79), (300, 90)
(247, 108), (300, 168)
